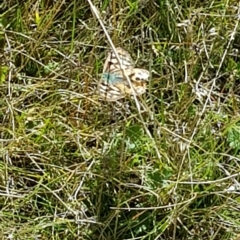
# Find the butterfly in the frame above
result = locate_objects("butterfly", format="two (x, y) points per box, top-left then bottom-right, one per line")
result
(98, 47), (150, 101)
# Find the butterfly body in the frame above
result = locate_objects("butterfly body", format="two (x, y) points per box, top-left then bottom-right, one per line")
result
(99, 47), (150, 101)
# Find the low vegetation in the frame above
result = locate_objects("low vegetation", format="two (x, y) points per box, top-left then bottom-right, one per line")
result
(1, 0), (240, 239)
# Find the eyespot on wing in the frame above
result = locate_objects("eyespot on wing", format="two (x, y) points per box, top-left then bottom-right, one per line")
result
(131, 69), (150, 81)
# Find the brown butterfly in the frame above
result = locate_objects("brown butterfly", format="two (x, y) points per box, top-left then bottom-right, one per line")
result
(98, 47), (150, 101)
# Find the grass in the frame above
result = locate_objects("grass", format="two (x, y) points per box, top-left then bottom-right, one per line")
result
(1, 0), (240, 239)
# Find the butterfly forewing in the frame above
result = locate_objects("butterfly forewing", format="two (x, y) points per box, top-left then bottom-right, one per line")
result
(103, 47), (134, 73)
(99, 47), (149, 101)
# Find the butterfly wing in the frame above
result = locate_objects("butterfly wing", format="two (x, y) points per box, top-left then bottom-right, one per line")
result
(99, 47), (149, 101)
(98, 71), (127, 101)
(113, 68), (150, 96)
(102, 47), (134, 73)
(99, 47), (134, 101)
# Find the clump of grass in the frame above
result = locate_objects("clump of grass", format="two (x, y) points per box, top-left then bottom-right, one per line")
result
(1, 0), (240, 239)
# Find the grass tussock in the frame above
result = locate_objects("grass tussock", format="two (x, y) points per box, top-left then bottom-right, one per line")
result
(1, 0), (240, 239)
